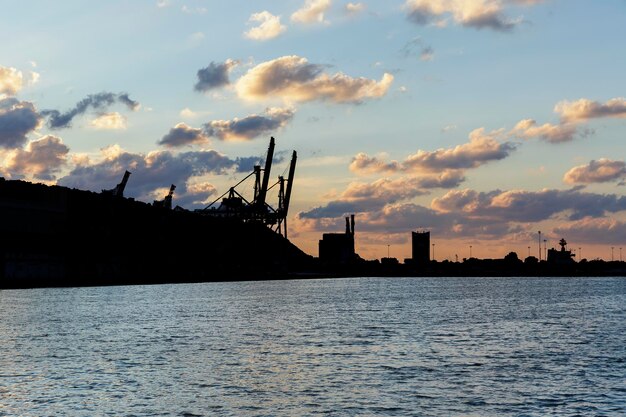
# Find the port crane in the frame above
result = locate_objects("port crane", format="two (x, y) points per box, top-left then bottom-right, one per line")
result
(153, 184), (176, 210)
(200, 137), (297, 238)
(102, 170), (131, 197)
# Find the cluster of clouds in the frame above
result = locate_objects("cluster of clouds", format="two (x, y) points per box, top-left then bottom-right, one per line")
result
(1, 65), (142, 182)
(296, 94), (626, 245)
(160, 55), (393, 145)
(512, 97), (626, 144)
(404, 0), (545, 32)
(244, 0), (367, 42)
(350, 127), (515, 175)
(58, 145), (268, 208)
(159, 107), (295, 146)
(194, 56), (393, 105)
(299, 186), (626, 244)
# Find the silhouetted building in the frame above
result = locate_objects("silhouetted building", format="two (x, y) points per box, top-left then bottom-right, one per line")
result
(547, 238), (575, 265)
(319, 215), (355, 264)
(412, 231), (430, 264)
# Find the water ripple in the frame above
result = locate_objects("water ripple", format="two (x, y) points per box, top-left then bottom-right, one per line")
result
(0, 276), (624, 416)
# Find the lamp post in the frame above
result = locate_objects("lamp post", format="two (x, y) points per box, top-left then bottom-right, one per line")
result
(528, 246), (531, 257)
(469, 245), (472, 258)
(538, 231), (542, 261)
(620, 247), (623, 262)
(432, 243), (435, 261)
(579, 247), (582, 261)
(387, 244), (390, 258)
(544, 239), (547, 261)
(611, 246), (614, 261)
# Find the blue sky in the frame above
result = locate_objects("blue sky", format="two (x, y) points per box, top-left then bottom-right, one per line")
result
(1, 0), (626, 260)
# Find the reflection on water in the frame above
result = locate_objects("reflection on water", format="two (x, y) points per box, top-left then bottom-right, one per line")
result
(1, 277), (625, 416)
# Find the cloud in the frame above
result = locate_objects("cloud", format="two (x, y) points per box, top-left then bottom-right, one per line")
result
(58, 146), (247, 206)
(90, 112), (127, 130)
(511, 119), (582, 143)
(506, 0), (547, 5)
(4, 135), (69, 181)
(554, 217), (626, 245)
(563, 159), (626, 185)
(0, 66), (24, 96)
(401, 37), (435, 62)
(431, 188), (626, 221)
(158, 122), (210, 147)
(291, 0), (332, 24)
(404, 0), (520, 31)
(0, 98), (42, 149)
(194, 60), (238, 92)
(203, 107), (294, 141)
(299, 185), (626, 243)
(344, 2), (366, 15)
(41, 92), (140, 129)
(350, 152), (401, 174)
(511, 97), (626, 144)
(235, 55), (393, 104)
(182, 5), (207, 14)
(244, 11), (286, 41)
(554, 98), (626, 122)
(300, 172), (465, 219)
(350, 128), (515, 174)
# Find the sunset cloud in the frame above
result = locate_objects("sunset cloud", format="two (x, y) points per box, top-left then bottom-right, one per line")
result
(432, 188), (626, 221)
(344, 2), (366, 15)
(5, 135), (69, 181)
(58, 146), (250, 206)
(236, 56), (393, 104)
(300, 171), (465, 219)
(563, 159), (626, 185)
(554, 217), (626, 245)
(202, 107), (294, 141)
(511, 97), (626, 144)
(158, 122), (209, 147)
(41, 92), (140, 129)
(90, 112), (127, 130)
(404, 0), (520, 31)
(0, 98), (42, 149)
(194, 59), (239, 92)
(300, 185), (626, 243)
(291, 0), (332, 24)
(511, 119), (581, 143)
(350, 128), (515, 174)
(244, 11), (286, 41)
(554, 98), (626, 122)
(0, 66), (23, 96)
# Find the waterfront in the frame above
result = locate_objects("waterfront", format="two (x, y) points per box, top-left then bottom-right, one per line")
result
(1, 277), (624, 416)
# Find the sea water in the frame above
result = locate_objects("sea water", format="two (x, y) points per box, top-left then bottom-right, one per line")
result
(0, 277), (624, 416)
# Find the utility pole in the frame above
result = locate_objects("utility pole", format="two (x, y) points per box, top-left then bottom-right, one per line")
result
(432, 243), (435, 261)
(579, 247), (582, 261)
(387, 244), (390, 258)
(620, 247), (623, 262)
(469, 245), (472, 258)
(611, 246), (614, 261)
(544, 239), (547, 261)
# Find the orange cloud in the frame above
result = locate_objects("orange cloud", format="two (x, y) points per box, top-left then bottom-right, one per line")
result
(235, 55), (393, 104)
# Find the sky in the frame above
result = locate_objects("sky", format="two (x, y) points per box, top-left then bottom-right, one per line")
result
(1, 0), (626, 261)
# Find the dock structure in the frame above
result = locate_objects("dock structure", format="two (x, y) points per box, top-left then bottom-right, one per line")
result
(199, 137), (297, 239)
(319, 214), (356, 265)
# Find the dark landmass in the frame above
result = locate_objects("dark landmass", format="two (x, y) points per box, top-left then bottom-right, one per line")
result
(1, 178), (625, 290)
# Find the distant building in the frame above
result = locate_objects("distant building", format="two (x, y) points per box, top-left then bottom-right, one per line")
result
(547, 238), (575, 265)
(319, 215), (356, 264)
(412, 231), (430, 264)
